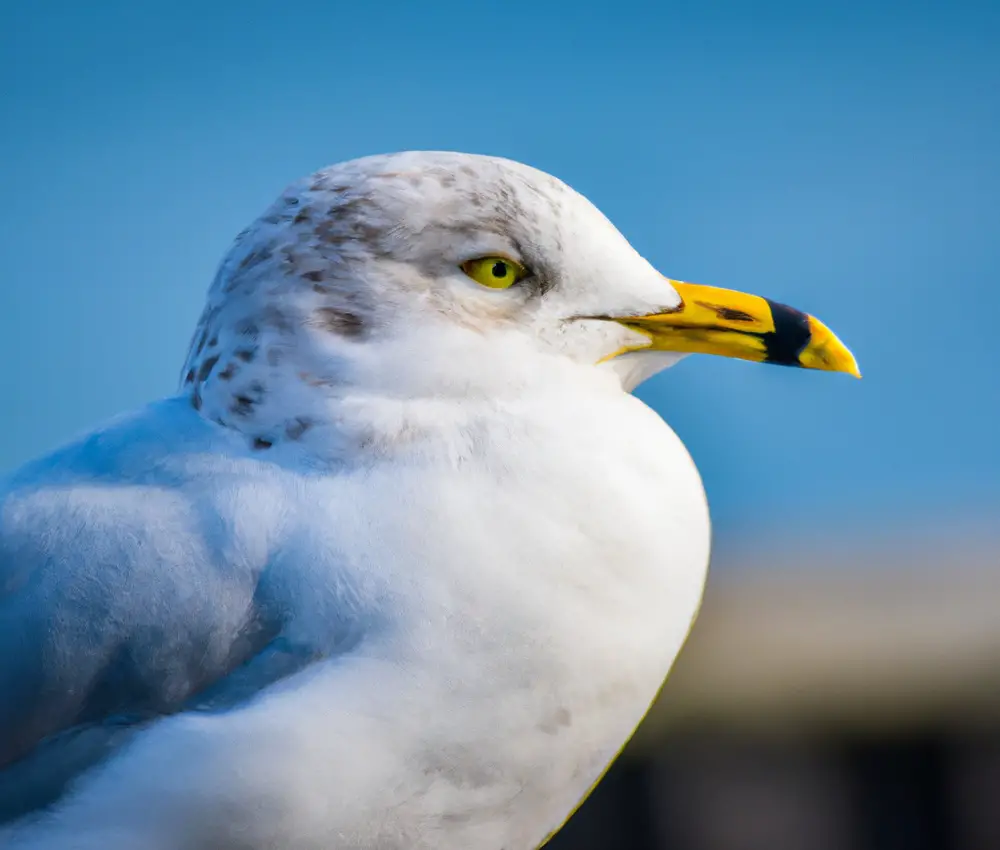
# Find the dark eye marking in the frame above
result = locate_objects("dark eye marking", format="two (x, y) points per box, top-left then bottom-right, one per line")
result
(315, 307), (367, 338)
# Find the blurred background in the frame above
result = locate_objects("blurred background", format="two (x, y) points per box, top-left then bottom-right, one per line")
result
(1, 1), (998, 847)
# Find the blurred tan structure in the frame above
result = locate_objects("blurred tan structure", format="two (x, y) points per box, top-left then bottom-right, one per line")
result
(548, 528), (1000, 850)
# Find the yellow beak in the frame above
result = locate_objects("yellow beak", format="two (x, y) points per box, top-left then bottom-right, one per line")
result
(611, 280), (860, 377)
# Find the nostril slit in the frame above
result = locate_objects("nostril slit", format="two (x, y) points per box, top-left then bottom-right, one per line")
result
(694, 301), (755, 322)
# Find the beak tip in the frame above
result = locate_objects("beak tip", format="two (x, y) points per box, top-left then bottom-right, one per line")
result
(839, 351), (862, 379)
(819, 350), (861, 379)
(802, 317), (860, 379)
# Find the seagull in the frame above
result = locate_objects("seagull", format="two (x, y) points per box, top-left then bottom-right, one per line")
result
(0, 152), (858, 849)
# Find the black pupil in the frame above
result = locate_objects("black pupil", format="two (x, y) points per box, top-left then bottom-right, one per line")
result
(491, 261), (508, 278)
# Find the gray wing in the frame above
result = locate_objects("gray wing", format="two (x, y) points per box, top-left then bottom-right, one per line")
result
(0, 398), (353, 822)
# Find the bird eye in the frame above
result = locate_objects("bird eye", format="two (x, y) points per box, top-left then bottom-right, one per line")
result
(460, 257), (527, 290)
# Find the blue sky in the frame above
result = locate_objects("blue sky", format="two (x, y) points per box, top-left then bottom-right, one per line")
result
(1, 0), (997, 551)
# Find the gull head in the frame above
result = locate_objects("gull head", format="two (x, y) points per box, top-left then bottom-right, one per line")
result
(181, 152), (858, 443)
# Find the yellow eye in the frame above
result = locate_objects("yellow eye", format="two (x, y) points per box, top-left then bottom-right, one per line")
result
(460, 256), (527, 289)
